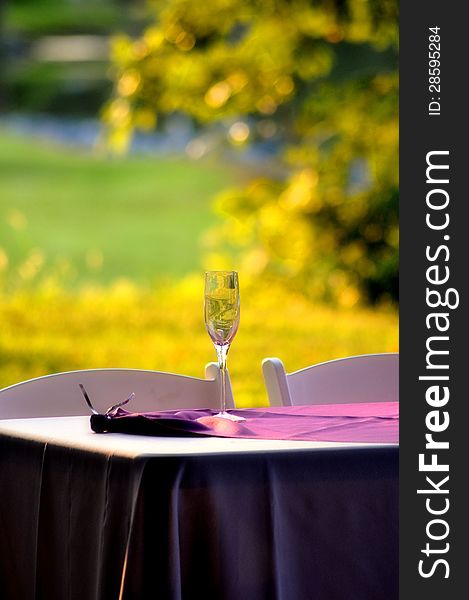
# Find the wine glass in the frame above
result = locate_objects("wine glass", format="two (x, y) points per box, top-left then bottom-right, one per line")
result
(204, 271), (244, 420)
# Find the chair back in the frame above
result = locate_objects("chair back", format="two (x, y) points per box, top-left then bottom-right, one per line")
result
(0, 363), (233, 419)
(262, 353), (399, 406)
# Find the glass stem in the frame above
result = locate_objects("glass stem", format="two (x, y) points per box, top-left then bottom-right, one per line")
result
(215, 344), (229, 413)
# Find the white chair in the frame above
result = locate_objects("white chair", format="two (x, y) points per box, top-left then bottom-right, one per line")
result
(0, 363), (234, 419)
(262, 353), (399, 406)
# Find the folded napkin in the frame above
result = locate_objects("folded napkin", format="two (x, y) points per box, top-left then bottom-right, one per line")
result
(90, 402), (398, 444)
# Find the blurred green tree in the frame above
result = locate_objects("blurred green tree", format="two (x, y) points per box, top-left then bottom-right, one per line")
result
(103, 0), (398, 306)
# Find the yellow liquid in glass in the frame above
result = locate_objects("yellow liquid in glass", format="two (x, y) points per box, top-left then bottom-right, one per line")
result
(205, 291), (240, 345)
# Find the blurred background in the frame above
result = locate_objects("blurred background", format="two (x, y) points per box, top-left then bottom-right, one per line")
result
(0, 0), (398, 406)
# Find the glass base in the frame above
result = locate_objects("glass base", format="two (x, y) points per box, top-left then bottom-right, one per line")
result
(214, 411), (246, 422)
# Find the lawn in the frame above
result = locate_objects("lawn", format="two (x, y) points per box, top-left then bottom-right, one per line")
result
(0, 131), (232, 286)
(0, 131), (398, 406)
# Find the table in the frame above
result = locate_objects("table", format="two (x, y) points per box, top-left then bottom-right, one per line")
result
(0, 415), (398, 600)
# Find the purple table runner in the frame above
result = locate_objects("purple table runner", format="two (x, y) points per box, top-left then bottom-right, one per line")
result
(90, 401), (398, 443)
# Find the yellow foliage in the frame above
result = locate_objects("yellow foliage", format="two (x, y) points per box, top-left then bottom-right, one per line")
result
(0, 278), (398, 407)
(117, 70), (142, 97)
(205, 81), (232, 108)
(101, 0), (399, 303)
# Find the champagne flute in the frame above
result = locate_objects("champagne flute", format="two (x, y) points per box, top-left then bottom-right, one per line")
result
(204, 271), (244, 420)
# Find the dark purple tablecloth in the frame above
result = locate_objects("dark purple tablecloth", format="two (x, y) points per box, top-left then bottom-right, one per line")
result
(91, 401), (399, 444)
(1, 409), (398, 600)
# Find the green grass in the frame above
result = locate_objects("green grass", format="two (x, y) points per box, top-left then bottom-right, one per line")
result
(0, 131), (233, 286)
(0, 132), (398, 405)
